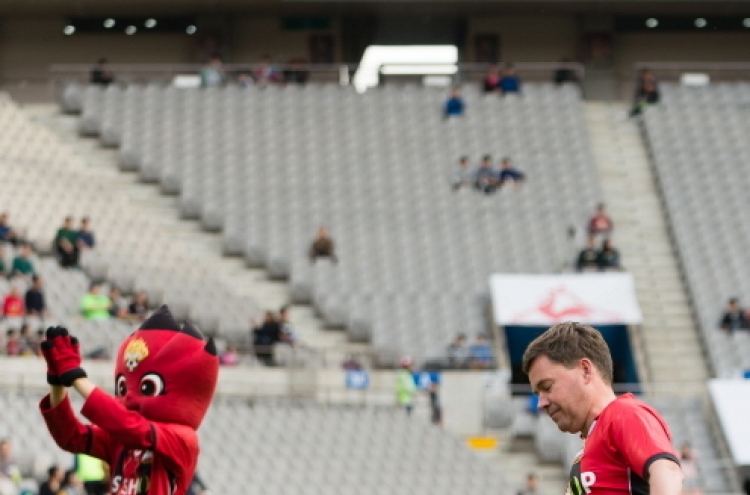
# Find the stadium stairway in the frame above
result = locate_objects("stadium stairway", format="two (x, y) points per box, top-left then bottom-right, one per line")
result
(583, 102), (708, 393)
(22, 103), (358, 365)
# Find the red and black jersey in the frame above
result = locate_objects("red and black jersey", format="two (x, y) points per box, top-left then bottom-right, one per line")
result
(567, 393), (679, 495)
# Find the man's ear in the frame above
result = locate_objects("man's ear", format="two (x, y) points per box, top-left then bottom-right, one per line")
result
(580, 358), (594, 384)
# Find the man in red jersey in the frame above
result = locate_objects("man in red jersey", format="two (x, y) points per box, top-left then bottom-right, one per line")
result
(523, 322), (683, 495)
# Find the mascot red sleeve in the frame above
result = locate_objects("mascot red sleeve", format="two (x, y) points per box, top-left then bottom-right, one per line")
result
(39, 306), (219, 495)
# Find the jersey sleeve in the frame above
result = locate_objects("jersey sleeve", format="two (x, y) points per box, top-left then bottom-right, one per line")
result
(151, 423), (199, 479)
(39, 393), (116, 462)
(609, 402), (679, 480)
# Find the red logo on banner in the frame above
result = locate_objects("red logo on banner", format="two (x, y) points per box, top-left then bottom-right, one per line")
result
(511, 286), (623, 324)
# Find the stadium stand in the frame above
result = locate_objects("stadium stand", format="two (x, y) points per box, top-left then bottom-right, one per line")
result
(641, 83), (750, 378)
(69, 81), (602, 364)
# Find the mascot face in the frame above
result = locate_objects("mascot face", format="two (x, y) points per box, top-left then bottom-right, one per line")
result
(114, 306), (219, 430)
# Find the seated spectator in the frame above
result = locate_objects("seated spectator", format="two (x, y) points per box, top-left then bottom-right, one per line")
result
(283, 58), (309, 85)
(59, 469), (86, 495)
(0, 246), (6, 278)
(446, 333), (468, 368)
(219, 345), (240, 366)
(342, 354), (363, 371)
(468, 334), (494, 369)
(32, 328), (45, 356)
(251, 312), (281, 365)
(309, 226), (338, 263)
(597, 239), (621, 271)
(554, 58), (578, 86)
(90, 58), (114, 86)
(54, 217), (79, 268)
(10, 244), (34, 279)
(0, 439), (21, 495)
(39, 465), (64, 495)
(80, 282), (111, 320)
(108, 287), (128, 319)
(630, 68), (660, 117)
(4, 330), (20, 356)
(200, 54), (226, 88)
(254, 55), (280, 86)
(278, 305), (299, 345)
(237, 72), (253, 88)
(483, 65), (501, 94)
(474, 155), (498, 195)
(17, 324), (34, 356)
(0, 213), (20, 247)
(452, 156), (475, 191)
(576, 239), (600, 272)
(444, 87), (465, 118)
(720, 298), (749, 332)
(497, 157), (526, 188)
(588, 203), (613, 242)
(127, 291), (150, 321)
(499, 63), (521, 95)
(25, 275), (47, 318)
(2, 287), (24, 318)
(77, 217), (95, 249)
(518, 473), (542, 495)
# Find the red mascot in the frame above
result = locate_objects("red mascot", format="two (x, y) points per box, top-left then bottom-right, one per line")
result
(39, 305), (219, 495)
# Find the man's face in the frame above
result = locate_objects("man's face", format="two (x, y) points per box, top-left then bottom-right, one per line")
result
(529, 355), (590, 434)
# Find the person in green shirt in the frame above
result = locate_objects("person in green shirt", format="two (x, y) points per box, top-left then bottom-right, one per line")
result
(396, 356), (417, 415)
(10, 243), (34, 279)
(55, 216), (80, 268)
(80, 282), (112, 320)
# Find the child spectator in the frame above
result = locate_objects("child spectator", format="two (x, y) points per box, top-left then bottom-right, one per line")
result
(2, 287), (24, 318)
(200, 54), (226, 88)
(5, 329), (21, 356)
(499, 63), (521, 95)
(451, 156), (475, 191)
(10, 243), (34, 279)
(483, 65), (501, 94)
(77, 217), (95, 249)
(253, 55), (280, 86)
(497, 157), (526, 188)
(219, 345), (240, 366)
(443, 87), (465, 118)
(17, 324), (34, 356)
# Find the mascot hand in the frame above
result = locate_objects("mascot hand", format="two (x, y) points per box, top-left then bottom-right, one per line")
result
(41, 326), (87, 387)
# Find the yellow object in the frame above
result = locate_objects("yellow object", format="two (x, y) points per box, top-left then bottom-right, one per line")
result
(466, 436), (498, 450)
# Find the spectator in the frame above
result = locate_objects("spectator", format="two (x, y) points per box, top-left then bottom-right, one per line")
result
(54, 217), (79, 268)
(25, 275), (47, 318)
(469, 334), (494, 369)
(219, 345), (240, 366)
(576, 238), (600, 272)
(200, 54), (226, 88)
(4, 330), (20, 356)
(283, 58), (309, 85)
(342, 354), (363, 371)
(254, 55), (280, 86)
(0, 439), (20, 495)
(2, 287), (24, 318)
(443, 87), (465, 118)
(518, 473), (543, 495)
(499, 63), (521, 95)
(39, 465), (64, 495)
(497, 157), (526, 188)
(107, 287), (128, 319)
(428, 382), (443, 426)
(309, 226), (338, 263)
(451, 156), (475, 191)
(77, 218), (95, 249)
(0, 246), (5, 278)
(680, 442), (700, 495)
(720, 298), (749, 332)
(474, 155), (498, 195)
(252, 312), (281, 365)
(0, 214), (20, 247)
(483, 64), (501, 94)
(127, 291), (150, 321)
(17, 324), (34, 356)
(278, 305), (299, 345)
(630, 68), (660, 117)
(446, 333), (468, 368)
(597, 239), (621, 271)
(80, 282), (111, 320)
(90, 58), (114, 86)
(588, 203), (613, 242)
(10, 244), (34, 279)
(60, 469), (86, 495)
(32, 328), (45, 356)
(554, 58), (578, 86)
(396, 356), (417, 415)
(74, 454), (107, 495)
(237, 72), (253, 88)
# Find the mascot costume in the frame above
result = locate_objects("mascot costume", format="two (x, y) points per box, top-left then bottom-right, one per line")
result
(39, 305), (219, 495)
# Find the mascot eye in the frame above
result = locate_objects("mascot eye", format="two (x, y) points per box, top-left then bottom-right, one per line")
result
(139, 373), (165, 397)
(116, 375), (127, 397)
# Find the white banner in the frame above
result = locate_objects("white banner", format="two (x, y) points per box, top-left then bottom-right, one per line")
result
(708, 379), (750, 466)
(490, 273), (643, 326)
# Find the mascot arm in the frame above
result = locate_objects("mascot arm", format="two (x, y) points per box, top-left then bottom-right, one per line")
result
(81, 388), (157, 449)
(39, 393), (115, 461)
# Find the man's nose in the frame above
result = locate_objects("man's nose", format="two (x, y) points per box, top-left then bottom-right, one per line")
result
(537, 394), (549, 410)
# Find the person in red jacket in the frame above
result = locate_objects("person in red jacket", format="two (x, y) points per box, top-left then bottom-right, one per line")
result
(2, 286), (25, 317)
(39, 306), (219, 495)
